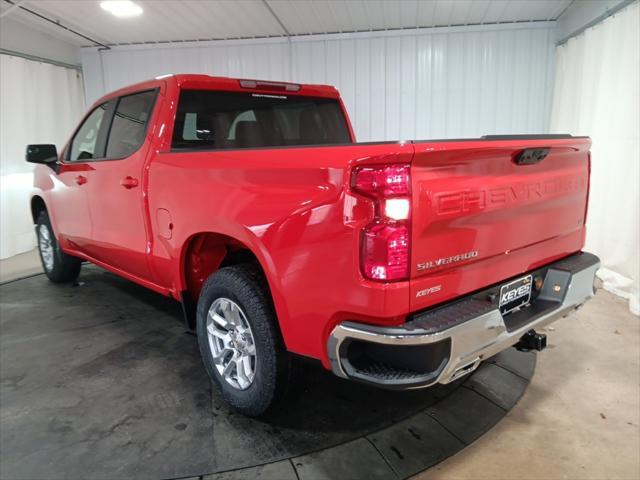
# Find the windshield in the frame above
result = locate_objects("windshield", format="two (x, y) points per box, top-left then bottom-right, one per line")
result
(171, 89), (351, 150)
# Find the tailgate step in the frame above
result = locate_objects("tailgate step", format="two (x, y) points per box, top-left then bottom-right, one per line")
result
(551, 252), (600, 272)
(408, 298), (495, 334)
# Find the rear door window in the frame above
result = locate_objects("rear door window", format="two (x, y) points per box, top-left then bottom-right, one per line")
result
(105, 90), (157, 158)
(171, 90), (351, 150)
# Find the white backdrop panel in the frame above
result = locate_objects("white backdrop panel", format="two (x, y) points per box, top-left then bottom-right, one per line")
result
(0, 55), (85, 259)
(81, 22), (556, 141)
(551, 2), (640, 315)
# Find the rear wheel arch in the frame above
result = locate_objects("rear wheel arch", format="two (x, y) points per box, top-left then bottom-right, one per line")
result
(179, 232), (279, 329)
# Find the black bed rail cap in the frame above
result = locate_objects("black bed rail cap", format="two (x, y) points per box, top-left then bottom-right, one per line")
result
(481, 134), (577, 140)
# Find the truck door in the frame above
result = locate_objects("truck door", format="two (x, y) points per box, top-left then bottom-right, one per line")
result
(82, 89), (158, 282)
(51, 102), (110, 252)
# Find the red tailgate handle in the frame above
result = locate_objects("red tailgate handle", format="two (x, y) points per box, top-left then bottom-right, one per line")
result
(120, 176), (139, 189)
(75, 175), (87, 185)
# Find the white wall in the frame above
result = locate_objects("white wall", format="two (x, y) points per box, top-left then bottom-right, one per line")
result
(556, 0), (631, 42)
(0, 55), (85, 259)
(0, 16), (80, 66)
(551, 1), (640, 314)
(0, 16), (84, 259)
(81, 22), (557, 141)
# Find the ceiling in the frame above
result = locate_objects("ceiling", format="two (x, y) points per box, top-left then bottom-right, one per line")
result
(1, 0), (573, 47)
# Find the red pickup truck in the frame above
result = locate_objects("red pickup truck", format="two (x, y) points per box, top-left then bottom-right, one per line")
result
(27, 74), (599, 416)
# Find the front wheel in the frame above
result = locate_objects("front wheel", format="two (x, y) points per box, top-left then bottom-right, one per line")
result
(196, 264), (290, 417)
(36, 210), (81, 283)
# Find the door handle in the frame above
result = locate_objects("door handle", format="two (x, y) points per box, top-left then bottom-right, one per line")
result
(120, 176), (139, 189)
(75, 175), (87, 185)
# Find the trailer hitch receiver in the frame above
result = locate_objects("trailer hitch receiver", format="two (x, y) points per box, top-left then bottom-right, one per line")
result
(515, 329), (547, 352)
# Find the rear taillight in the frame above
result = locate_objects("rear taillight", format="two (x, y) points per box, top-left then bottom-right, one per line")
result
(351, 164), (411, 281)
(352, 164), (411, 198)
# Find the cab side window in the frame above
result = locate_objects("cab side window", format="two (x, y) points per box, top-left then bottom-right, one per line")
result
(69, 103), (108, 161)
(105, 90), (156, 158)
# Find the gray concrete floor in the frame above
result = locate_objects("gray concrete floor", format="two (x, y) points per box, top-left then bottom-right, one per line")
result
(0, 249), (42, 284)
(1, 262), (532, 479)
(2, 251), (639, 479)
(416, 281), (640, 480)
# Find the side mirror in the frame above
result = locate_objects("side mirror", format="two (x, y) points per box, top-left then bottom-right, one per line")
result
(26, 144), (58, 165)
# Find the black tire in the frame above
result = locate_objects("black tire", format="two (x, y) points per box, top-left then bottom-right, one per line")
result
(36, 210), (81, 283)
(196, 264), (290, 417)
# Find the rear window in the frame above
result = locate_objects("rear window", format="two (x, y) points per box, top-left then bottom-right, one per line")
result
(171, 90), (351, 150)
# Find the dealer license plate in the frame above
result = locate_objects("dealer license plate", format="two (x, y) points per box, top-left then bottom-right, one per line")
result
(499, 275), (533, 314)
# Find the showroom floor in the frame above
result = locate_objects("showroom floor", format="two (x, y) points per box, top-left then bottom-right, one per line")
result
(417, 275), (640, 480)
(1, 250), (638, 479)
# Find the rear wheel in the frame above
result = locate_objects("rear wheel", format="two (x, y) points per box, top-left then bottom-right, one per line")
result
(196, 264), (290, 417)
(36, 210), (81, 283)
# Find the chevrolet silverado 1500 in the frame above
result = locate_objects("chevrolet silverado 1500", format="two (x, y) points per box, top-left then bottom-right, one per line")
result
(27, 74), (599, 416)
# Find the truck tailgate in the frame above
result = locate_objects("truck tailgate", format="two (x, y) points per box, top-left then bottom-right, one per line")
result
(409, 136), (591, 312)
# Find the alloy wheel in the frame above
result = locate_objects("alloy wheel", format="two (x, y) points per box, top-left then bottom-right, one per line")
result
(206, 298), (257, 390)
(38, 224), (55, 272)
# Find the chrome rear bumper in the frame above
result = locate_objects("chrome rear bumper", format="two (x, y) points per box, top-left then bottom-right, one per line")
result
(327, 252), (600, 389)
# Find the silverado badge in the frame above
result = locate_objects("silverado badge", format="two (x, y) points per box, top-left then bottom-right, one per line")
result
(416, 251), (479, 271)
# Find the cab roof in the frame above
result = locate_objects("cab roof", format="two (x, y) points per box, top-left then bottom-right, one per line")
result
(93, 73), (341, 107)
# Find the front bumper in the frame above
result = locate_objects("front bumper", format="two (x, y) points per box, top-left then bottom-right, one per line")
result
(327, 252), (600, 389)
